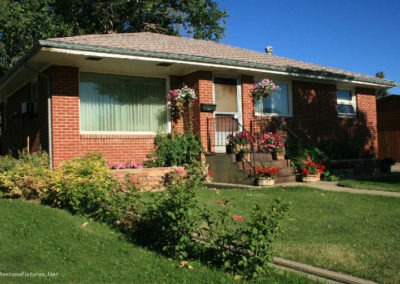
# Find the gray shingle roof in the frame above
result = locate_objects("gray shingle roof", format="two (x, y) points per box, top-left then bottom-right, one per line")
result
(40, 32), (396, 87)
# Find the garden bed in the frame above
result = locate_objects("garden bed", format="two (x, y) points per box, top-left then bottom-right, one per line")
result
(113, 167), (184, 191)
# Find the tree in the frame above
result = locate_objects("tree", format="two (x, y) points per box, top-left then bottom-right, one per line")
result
(0, 0), (227, 76)
(376, 71), (390, 99)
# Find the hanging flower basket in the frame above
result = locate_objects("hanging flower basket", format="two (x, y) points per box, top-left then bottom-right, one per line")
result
(167, 85), (197, 121)
(251, 79), (279, 100)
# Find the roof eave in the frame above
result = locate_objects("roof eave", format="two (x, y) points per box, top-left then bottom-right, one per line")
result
(0, 45), (42, 90)
(19, 39), (396, 89)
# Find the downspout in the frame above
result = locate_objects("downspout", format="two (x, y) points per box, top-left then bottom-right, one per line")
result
(24, 64), (53, 170)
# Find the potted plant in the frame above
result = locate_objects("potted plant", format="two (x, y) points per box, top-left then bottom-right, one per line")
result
(251, 78), (280, 100)
(272, 131), (287, 160)
(227, 131), (254, 157)
(255, 166), (280, 186)
(258, 132), (276, 153)
(301, 156), (325, 182)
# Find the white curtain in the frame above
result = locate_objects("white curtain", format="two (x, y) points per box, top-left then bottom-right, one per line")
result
(80, 73), (167, 132)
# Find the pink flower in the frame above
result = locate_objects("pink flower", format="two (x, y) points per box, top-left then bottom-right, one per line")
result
(130, 179), (136, 184)
(175, 168), (186, 175)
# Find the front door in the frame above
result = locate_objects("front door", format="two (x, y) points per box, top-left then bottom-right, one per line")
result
(213, 78), (241, 153)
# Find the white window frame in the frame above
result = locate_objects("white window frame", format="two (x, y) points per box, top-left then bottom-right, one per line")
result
(337, 88), (356, 117)
(254, 80), (293, 117)
(78, 72), (169, 134)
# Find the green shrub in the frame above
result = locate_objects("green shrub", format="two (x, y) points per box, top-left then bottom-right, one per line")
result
(135, 168), (199, 260)
(0, 151), (51, 199)
(144, 132), (203, 167)
(198, 199), (289, 279)
(43, 152), (119, 219)
(0, 153), (18, 173)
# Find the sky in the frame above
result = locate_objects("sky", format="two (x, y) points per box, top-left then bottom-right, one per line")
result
(217, 0), (400, 94)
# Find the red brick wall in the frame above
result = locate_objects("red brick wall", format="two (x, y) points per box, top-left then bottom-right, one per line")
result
(246, 80), (379, 158)
(355, 88), (378, 156)
(48, 65), (156, 168)
(241, 75), (255, 130)
(170, 71), (214, 150)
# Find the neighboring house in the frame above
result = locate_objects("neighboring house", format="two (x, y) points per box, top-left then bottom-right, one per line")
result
(0, 32), (397, 168)
(377, 95), (400, 162)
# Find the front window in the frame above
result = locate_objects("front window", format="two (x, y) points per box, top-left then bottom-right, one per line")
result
(255, 82), (291, 116)
(337, 89), (356, 117)
(80, 73), (167, 132)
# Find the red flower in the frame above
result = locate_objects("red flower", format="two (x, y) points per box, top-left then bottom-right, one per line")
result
(208, 170), (213, 176)
(302, 168), (310, 176)
(255, 166), (279, 178)
(130, 179), (136, 184)
(232, 215), (243, 222)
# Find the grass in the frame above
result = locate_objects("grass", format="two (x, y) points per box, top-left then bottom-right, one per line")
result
(337, 173), (400, 192)
(0, 198), (317, 284)
(196, 186), (400, 284)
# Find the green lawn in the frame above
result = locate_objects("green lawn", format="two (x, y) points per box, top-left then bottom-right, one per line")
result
(0, 199), (317, 283)
(337, 173), (400, 192)
(196, 186), (400, 284)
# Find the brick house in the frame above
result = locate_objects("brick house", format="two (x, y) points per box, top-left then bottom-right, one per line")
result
(0, 32), (396, 168)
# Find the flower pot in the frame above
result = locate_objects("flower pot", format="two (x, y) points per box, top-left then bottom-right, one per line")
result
(302, 174), (319, 183)
(275, 151), (285, 161)
(257, 177), (275, 186)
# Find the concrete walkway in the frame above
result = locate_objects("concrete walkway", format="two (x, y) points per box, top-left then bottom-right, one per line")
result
(208, 180), (400, 197)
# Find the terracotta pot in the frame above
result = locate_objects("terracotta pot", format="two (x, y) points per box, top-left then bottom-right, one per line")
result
(257, 177), (275, 186)
(302, 174), (320, 183)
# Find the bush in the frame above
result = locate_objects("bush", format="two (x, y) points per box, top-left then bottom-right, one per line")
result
(134, 167), (200, 260)
(198, 199), (289, 279)
(43, 152), (119, 219)
(144, 132), (203, 167)
(0, 151), (51, 199)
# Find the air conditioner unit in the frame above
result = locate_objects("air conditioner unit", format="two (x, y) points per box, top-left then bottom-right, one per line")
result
(21, 101), (34, 114)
